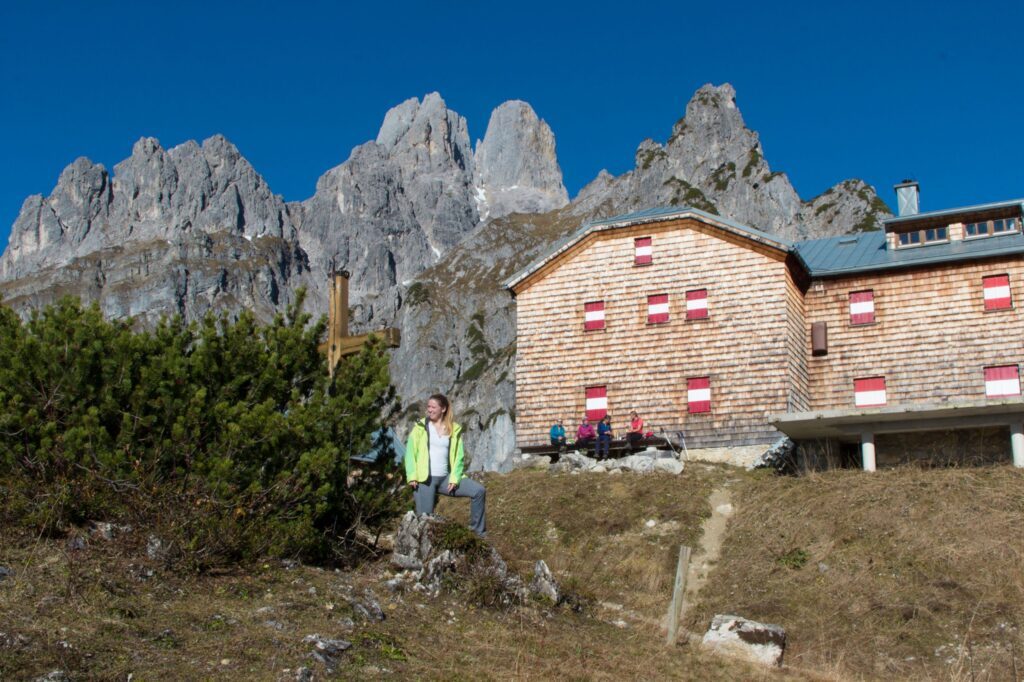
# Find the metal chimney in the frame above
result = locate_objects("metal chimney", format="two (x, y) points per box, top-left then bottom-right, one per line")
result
(895, 180), (920, 216)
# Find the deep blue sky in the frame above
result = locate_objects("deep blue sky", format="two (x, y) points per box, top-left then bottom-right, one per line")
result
(2, 1), (1022, 250)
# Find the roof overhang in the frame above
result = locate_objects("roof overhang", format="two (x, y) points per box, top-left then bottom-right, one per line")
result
(504, 206), (794, 293)
(771, 399), (1024, 440)
(883, 199), (1024, 232)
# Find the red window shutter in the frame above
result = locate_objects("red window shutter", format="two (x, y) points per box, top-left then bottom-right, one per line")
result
(584, 301), (605, 331)
(585, 386), (608, 420)
(687, 376), (711, 413)
(647, 294), (669, 324)
(983, 275), (1012, 310)
(849, 290), (875, 325)
(984, 365), (1021, 398)
(634, 237), (652, 265)
(686, 289), (708, 320)
(854, 376), (887, 407)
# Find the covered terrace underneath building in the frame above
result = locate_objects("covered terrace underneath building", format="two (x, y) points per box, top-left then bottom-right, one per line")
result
(772, 399), (1024, 471)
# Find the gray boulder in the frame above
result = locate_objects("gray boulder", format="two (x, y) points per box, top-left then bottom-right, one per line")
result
(529, 560), (560, 603)
(701, 614), (786, 667)
(391, 510), (435, 571)
(303, 633), (352, 671)
(749, 436), (797, 472)
(391, 511), (526, 604)
(551, 450), (598, 472)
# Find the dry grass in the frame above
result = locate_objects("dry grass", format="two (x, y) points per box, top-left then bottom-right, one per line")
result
(690, 466), (1024, 680)
(0, 465), (791, 680)
(438, 466), (726, 615)
(5, 464), (1018, 680)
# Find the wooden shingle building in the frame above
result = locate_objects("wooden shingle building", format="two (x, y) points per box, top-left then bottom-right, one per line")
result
(505, 183), (1024, 469)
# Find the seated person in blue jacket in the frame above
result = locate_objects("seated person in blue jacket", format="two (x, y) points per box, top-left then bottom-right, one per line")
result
(549, 419), (567, 448)
(596, 414), (614, 459)
(405, 393), (486, 537)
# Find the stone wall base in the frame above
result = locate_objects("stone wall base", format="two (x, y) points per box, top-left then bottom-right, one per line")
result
(684, 445), (766, 468)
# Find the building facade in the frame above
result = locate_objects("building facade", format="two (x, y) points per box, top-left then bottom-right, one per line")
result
(507, 188), (1024, 469)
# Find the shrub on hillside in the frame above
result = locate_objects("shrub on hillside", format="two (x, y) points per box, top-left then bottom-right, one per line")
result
(0, 293), (405, 567)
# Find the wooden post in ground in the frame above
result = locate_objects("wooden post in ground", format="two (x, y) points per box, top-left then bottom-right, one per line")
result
(666, 545), (692, 646)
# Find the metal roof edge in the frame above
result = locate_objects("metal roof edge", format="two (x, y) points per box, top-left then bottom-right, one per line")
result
(793, 229), (885, 248)
(807, 240), (1024, 278)
(883, 199), (1024, 226)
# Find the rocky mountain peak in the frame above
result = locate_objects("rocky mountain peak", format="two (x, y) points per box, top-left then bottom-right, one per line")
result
(473, 100), (568, 220)
(570, 82), (890, 240)
(376, 92), (473, 173)
(200, 133), (241, 159)
(676, 83), (741, 132)
(130, 136), (164, 159)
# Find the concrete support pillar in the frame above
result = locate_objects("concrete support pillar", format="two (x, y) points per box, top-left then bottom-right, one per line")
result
(1011, 422), (1024, 468)
(860, 432), (876, 472)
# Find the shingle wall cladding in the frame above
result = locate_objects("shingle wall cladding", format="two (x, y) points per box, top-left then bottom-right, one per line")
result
(784, 269), (809, 412)
(804, 255), (1024, 411)
(514, 218), (796, 449)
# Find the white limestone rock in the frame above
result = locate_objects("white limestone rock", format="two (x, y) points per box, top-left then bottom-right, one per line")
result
(529, 560), (560, 603)
(701, 614), (786, 667)
(473, 100), (569, 220)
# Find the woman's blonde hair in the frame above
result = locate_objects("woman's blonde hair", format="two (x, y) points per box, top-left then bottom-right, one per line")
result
(428, 393), (454, 435)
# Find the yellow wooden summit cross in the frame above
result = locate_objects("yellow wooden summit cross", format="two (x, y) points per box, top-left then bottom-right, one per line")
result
(319, 270), (400, 376)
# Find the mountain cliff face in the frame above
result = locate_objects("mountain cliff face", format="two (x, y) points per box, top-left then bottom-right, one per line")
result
(0, 135), (307, 325)
(473, 100), (569, 221)
(0, 83), (891, 470)
(570, 84), (887, 238)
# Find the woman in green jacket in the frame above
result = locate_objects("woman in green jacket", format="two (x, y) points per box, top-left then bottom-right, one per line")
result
(405, 393), (486, 536)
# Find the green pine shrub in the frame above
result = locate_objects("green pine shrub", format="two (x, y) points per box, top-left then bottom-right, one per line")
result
(0, 292), (406, 568)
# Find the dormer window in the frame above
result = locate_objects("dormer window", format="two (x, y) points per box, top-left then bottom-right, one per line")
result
(897, 226), (948, 248)
(966, 217), (1019, 238)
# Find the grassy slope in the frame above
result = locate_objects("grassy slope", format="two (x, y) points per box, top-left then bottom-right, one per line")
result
(690, 467), (1024, 680)
(2, 465), (1021, 680)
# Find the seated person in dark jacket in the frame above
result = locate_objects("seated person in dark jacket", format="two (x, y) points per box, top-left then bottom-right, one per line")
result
(596, 415), (614, 459)
(575, 417), (596, 450)
(549, 419), (567, 448)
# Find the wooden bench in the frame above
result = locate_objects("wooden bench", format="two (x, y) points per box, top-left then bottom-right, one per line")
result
(521, 437), (675, 462)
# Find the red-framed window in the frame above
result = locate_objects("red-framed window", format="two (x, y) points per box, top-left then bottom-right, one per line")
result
(984, 365), (1021, 398)
(983, 275), (1012, 311)
(854, 376), (887, 407)
(584, 301), (605, 331)
(687, 377), (711, 413)
(849, 290), (875, 325)
(686, 289), (708, 320)
(647, 294), (669, 324)
(634, 237), (652, 265)
(585, 385), (608, 421)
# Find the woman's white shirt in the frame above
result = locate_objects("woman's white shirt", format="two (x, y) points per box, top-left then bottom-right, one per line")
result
(427, 421), (450, 477)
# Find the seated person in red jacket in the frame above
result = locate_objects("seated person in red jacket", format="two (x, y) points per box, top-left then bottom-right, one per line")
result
(626, 411), (645, 447)
(575, 417), (596, 450)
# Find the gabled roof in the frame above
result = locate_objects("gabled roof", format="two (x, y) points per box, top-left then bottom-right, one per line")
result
(506, 200), (1024, 290)
(504, 206), (793, 291)
(797, 229), (1024, 277)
